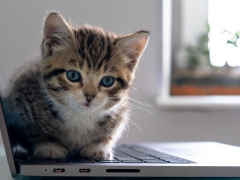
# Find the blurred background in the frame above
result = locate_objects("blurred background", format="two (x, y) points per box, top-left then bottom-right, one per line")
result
(1, 0), (240, 150)
(171, 0), (240, 96)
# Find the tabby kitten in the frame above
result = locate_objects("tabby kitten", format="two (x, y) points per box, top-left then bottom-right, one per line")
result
(3, 13), (149, 159)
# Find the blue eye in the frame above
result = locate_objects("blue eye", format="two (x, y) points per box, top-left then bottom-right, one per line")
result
(67, 70), (81, 82)
(101, 76), (115, 87)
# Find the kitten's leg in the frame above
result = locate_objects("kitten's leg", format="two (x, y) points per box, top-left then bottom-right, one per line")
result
(34, 142), (68, 159)
(80, 143), (113, 160)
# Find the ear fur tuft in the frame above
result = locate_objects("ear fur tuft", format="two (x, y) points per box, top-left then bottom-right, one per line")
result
(115, 31), (149, 71)
(42, 13), (72, 56)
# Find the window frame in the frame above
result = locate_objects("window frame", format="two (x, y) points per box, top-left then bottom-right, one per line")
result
(156, 0), (240, 109)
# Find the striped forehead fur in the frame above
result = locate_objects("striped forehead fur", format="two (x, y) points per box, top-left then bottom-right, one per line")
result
(74, 25), (116, 71)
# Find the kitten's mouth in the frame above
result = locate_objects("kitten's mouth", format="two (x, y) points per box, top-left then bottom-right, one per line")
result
(83, 102), (91, 108)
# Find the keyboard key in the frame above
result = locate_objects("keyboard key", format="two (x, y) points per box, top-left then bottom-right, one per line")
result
(114, 157), (138, 161)
(98, 159), (119, 163)
(121, 160), (143, 163)
(160, 157), (192, 163)
(152, 154), (174, 158)
(74, 160), (96, 163)
(136, 156), (158, 160)
(144, 160), (167, 163)
(167, 161), (191, 164)
(166, 160), (192, 163)
(161, 157), (181, 160)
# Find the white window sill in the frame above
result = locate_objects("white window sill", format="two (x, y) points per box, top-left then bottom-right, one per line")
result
(156, 93), (240, 110)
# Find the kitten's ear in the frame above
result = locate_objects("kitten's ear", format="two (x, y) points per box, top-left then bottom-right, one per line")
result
(42, 13), (72, 56)
(115, 31), (149, 71)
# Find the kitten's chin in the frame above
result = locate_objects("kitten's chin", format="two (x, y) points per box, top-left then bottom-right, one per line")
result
(69, 103), (103, 115)
(79, 106), (97, 115)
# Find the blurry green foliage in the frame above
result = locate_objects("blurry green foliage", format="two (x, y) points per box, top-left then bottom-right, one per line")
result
(186, 23), (210, 70)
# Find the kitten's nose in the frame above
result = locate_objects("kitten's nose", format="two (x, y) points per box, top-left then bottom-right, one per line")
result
(84, 93), (95, 103)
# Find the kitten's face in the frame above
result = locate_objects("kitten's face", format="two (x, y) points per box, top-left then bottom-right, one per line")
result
(41, 13), (148, 115)
(42, 47), (130, 115)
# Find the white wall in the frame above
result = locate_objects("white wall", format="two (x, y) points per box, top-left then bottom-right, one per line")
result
(1, 0), (240, 147)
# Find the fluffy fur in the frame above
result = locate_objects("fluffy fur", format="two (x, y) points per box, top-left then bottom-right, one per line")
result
(2, 13), (149, 159)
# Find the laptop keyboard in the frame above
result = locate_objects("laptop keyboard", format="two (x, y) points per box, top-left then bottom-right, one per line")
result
(112, 144), (194, 164)
(59, 145), (193, 164)
(26, 145), (194, 164)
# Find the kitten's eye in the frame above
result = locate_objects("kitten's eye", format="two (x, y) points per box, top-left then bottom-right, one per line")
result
(67, 70), (81, 82)
(101, 76), (115, 87)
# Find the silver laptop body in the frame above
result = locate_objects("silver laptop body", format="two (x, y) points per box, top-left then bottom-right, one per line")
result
(2, 98), (240, 178)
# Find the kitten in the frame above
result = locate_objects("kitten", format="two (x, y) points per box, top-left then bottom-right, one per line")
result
(3, 13), (149, 159)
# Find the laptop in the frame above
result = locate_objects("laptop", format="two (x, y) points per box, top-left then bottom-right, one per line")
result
(1, 2), (240, 178)
(1, 96), (240, 178)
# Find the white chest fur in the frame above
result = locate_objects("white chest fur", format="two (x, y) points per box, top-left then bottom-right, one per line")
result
(59, 107), (101, 150)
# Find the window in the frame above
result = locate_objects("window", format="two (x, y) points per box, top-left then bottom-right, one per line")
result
(158, 0), (240, 108)
(209, 0), (240, 67)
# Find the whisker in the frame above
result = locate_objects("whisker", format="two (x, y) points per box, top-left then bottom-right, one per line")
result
(129, 104), (153, 115)
(129, 118), (141, 131)
(132, 87), (138, 91)
(127, 109), (136, 114)
(126, 121), (130, 138)
(128, 97), (152, 108)
(129, 91), (135, 95)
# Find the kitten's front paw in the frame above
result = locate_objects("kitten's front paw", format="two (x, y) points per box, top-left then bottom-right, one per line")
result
(80, 144), (113, 160)
(34, 143), (68, 159)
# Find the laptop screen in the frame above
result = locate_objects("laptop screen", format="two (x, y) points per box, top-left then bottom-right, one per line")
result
(0, 61), (19, 176)
(0, 64), (6, 94)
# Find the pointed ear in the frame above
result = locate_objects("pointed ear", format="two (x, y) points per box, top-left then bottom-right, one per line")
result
(115, 31), (149, 71)
(42, 13), (72, 57)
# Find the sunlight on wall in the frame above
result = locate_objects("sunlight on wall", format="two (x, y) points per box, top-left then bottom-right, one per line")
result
(209, 0), (240, 67)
